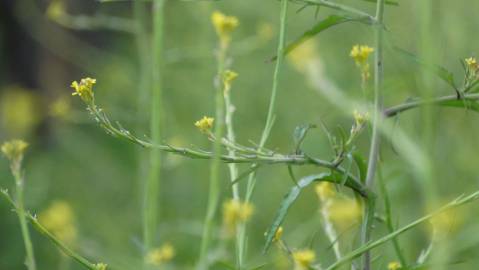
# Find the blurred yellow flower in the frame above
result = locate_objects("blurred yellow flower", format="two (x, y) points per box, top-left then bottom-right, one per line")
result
(94, 263), (108, 270)
(194, 116), (214, 133)
(287, 39), (319, 73)
(223, 199), (254, 233)
(1, 87), (41, 136)
(387, 261), (401, 270)
(292, 249), (316, 270)
(39, 201), (77, 245)
(430, 207), (463, 235)
(257, 22), (274, 43)
(465, 57), (477, 69)
(71, 77), (96, 103)
(350, 45), (374, 81)
(327, 198), (362, 229)
(46, 0), (65, 20)
(146, 243), (175, 266)
(315, 182), (336, 202)
(49, 96), (71, 118)
(1, 139), (28, 163)
(223, 69), (239, 90)
(211, 11), (239, 48)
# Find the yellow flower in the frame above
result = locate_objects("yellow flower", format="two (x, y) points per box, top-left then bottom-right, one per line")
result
(257, 22), (274, 43)
(1, 87), (41, 136)
(465, 57), (477, 69)
(315, 182), (336, 201)
(194, 116), (214, 133)
(327, 199), (362, 229)
(223, 199), (254, 233)
(1, 140), (28, 162)
(71, 77), (96, 103)
(287, 39), (319, 73)
(350, 45), (374, 66)
(273, 226), (284, 242)
(211, 11), (239, 48)
(223, 70), (239, 90)
(49, 96), (71, 118)
(146, 243), (175, 266)
(292, 249), (316, 270)
(429, 207), (463, 235)
(353, 110), (369, 129)
(387, 261), (401, 270)
(39, 201), (77, 245)
(94, 263), (108, 270)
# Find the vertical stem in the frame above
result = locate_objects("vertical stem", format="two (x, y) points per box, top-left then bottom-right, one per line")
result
(144, 0), (164, 256)
(197, 32), (227, 270)
(361, 1), (384, 269)
(238, 0), (289, 268)
(14, 171), (37, 270)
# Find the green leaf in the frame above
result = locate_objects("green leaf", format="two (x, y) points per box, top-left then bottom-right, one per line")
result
(272, 15), (367, 61)
(263, 172), (368, 252)
(248, 263), (269, 270)
(352, 152), (367, 183)
(438, 99), (479, 113)
(293, 124), (316, 153)
(394, 47), (457, 89)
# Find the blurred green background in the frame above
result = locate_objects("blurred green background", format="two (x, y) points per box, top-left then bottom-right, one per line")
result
(1, 0), (479, 269)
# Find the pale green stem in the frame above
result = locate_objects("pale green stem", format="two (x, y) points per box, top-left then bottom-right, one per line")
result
(12, 168), (37, 270)
(197, 36), (227, 270)
(144, 0), (165, 256)
(239, 1), (289, 267)
(361, 0), (384, 269)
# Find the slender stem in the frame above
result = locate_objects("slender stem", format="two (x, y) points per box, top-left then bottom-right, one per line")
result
(0, 190), (99, 270)
(384, 93), (479, 117)
(144, 0), (164, 255)
(377, 166), (407, 265)
(238, 1), (289, 267)
(361, 0), (384, 269)
(326, 190), (479, 270)
(302, 0), (376, 22)
(13, 170), (37, 270)
(197, 30), (228, 270)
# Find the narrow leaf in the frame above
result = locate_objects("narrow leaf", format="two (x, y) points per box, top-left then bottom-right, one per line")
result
(293, 124), (316, 153)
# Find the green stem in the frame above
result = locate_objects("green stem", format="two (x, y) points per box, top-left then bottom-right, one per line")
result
(144, 0), (164, 255)
(197, 29), (227, 270)
(239, 0), (289, 267)
(302, 0), (376, 22)
(361, 0), (384, 269)
(0, 190), (99, 270)
(377, 166), (407, 265)
(326, 190), (479, 270)
(13, 170), (37, 270)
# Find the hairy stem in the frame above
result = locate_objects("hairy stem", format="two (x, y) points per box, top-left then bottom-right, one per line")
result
(361, 0), (384, 269)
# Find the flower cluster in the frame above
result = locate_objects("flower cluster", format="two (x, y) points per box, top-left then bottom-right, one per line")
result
(222, 199), (254, 233)
(211, 11), (239, 49)
(465, 57), (479, 85)
(1, 139), (28, 163)
(292, 249), (316, 270)
(94, 263), (108, 270)
(351, 109), (370, 136)
(71, 77), (96, 103)
(350, 45), (374, 81)
(38, 201), (77, 245)
(194, 116), (214, 133)
(145, 243), (175, 266)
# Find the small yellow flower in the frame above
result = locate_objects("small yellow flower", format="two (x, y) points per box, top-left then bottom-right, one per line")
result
(94, 263), (108, 270)
(350, 45), (374, 66)
(315, 182), (336, 202)
(211, 11), (239, 48)
(387, 261), (401, 270)
(353, 110), (369, 127)
(223, 199), (254, 233)
(39, 201), (77, 245)
(465, 57), (477, 69)
(194, 116), (214, 133)
(1, 140), (29, 162)
(292, 249), (316, 270)
(287, 39), (319, 73)
(1, 87), (41, 136)
(71, 77), (96, 103)
(146, 243), (175, 266)
(273, 226), (284, 242)
(223, 70), (239, 90)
